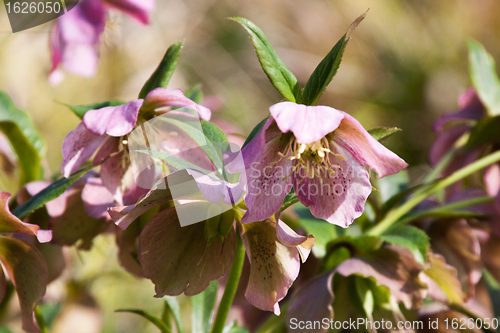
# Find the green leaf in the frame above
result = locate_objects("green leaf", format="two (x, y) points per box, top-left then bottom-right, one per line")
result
(301, 11), (367, 106)
(163, 296), (183, 333)
(466, 115), (500, 148)
(468, 39), (500, 116)
(0, 91), (45, 185)
(184, 85), (203, 104)
(242, 115), (269, 149)
(0, 327), (13, 333)
(367, 127), (402, 142)
(379, 225), (429, 264)
(38, 303), (62, 329)
(139, 40), (185, 99)
(115, 309), (171, 333)
(191, 280), (218, 333)
(12, 165), (93, 220)
(230, 17), (301, 103)
(64, 100), (125, 119)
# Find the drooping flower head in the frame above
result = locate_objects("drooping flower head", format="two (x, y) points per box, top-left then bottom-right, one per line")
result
(49, 0), (155, 84)
(109, 168), (314, 315)
(241, 101), (408, 226)
(61, 88), (211, 212)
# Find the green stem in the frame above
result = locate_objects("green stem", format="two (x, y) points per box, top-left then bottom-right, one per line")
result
(368, 150), (500, 236)
(210, 232), (246, 333)
(281, 197), (299, 212)
(422, 147), (457, 184)
(392, 196), (494, 227)
(34, 306), (49, 333)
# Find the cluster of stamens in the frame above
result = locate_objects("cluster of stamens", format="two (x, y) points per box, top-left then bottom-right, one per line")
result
(274, 135), (345, 182)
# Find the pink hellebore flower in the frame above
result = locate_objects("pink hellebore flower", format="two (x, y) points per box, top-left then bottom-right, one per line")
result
(109, 169), (314, 315)
(49, 0), (155, 84)
(241, 102), (408, 226)
(61, 88), (211, 206)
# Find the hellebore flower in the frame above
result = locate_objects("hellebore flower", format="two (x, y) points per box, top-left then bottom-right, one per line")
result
(49, 0), (155, 84)
(61, 88), (211, 207)
(109, 169), (314, 314)
(430, 88), (487, 194)
(241, 102), (407, 226)
(0, 192), (52, 332)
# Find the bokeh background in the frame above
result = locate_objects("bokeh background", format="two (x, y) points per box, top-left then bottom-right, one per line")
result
(1, 0), (500, 332)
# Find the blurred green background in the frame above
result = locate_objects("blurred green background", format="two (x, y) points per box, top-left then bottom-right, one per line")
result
(1, 0), (500, 332)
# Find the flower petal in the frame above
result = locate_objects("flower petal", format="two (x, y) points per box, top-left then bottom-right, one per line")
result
(269, 102), (344, 144)
(241, 119), (293, 223)
(109, 177), (172, 230)
(83, 100), (143, 137)
(105, 0), (154, 24)
(240, 220), (300, 315)
(276, 220), (314, 262)
(61, 123), (105, 177)
(0, 237), (48, 333)
(184, 169), (243, 205)
(429, 126), (469, 165)
(286, 273), (334, 333)
(100, 150), (129, 206)
(334, 112), (408, 178)
(48, 185), (109, 250)
(434, 88), (486, 132)
(293, 143), (371, 227)
(81, 177), (115, 220)
(138, 204), (235, 296)
(0, 192), (52, 243)
(485, 163), (500, 197)
(142, 88), (211, 121)
(336, 244), (426, 309)
(93, 136), (120, 165)
(428, 219), (482, 299)
(115, 223), (143, 277)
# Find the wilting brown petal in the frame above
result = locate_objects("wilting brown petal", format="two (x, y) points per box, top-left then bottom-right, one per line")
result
(336, 244), (426, 309)
(286, 273), (334, 333)
(138, 204), (235, 297)
(240, 220), (301, 315)
(0, 237), (48, 333)
(481, 233), (500, 283)
(420, 253), (465, 305)
(115, 222), (143, 278)
(428, 219), (482, 299)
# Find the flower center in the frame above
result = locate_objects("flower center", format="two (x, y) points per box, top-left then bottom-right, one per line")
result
(274, 134), (345, 181)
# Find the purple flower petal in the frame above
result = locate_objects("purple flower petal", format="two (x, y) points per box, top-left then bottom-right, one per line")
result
(184, 169), (243, 205)
(333, 112), (408, 178)
(138, 204), (235, 296)
(434, 88), (485, 132)
(50, 0), (106, 80)
(93, 136), (120, 165)
(485, 163), (500, 197)
(0, 265), (5, 303)
(336, 244), (426, 309)
(46, 185), (109, 250)
(105, 0), (154, 24)
(142, 88), (211, 121)
(0, 237), (48, 333)
(293, 142), (371, 227)
(241, 119), (293, 223)
(83, 100), (143, 137)
(0, 192), (52, 243)
(109, 176), (172, 230)
(287, 273), (334, 333)
(276, 220), (314, 262)
(100, 150), (129, 205)
(428, 219), (482, 299)
(429, 126), (469, 165)
(82, 177), (115, 220)
(240, 220), (300, 315)
(269, 102), (344, 144)
(61, 123), (105, 177)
